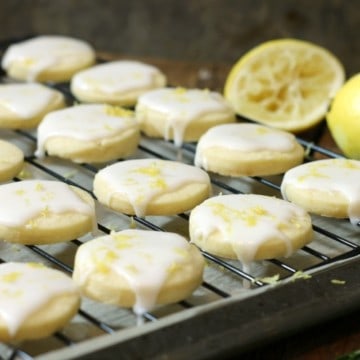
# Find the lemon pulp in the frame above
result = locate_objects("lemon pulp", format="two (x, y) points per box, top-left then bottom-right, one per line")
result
(224, 39), (345, 132)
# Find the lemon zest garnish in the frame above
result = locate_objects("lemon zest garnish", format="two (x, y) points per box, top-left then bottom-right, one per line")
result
(252, 274), (280, 285)
(104, 124), (114, 131)
(134, 164), (161, 177)
(15, 189), (25, 196)
(251, 205), (267, 216)
(35, 183), (45, 191)
(331, 279), (346, 285)
(174, 247), (187, 258)
(289, 217), (302, 229)
(105, 250), (117, 261)
(125, 264), (139, 274)
(112, 233), (133, 242)
(167, 262), (180, 274)
(298, 166), (329, 182)
(135, 194), (145, 205)
(210, 203), (233, 225)
(174, 87), (187, 95)
(26, 218), (37, 229)
(104, 105), (134, 118)
(41, 191), (54, 202)
(124, 177), (138, 185)
(28, 262), (45, 268)
(170, 87), (189, 103)
(40, 206), (50, 218)
(150, 178), (167, 190)
(256, 126), (270, 135)
(2, 289), (23, 297)
(23, 58), (34, 66)
(112, 233), (134, 249)
(209, 203), (270, 227)
(290, 271), (312, 281)
(343, 160), (360, 170)
(1, 271), (22, 283)
(95, 262), (110, 274)
(18, 169), (32, 180)
(92, 250), (117, 274)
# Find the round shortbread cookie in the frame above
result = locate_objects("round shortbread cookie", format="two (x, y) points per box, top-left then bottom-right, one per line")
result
(281, 158), (360, 225)
(0, 140), (24, 182)
(0, 83), (65, 129)
(35, 104), (140, 164)
(0, 262), (80, 343)
(194, 123), (304, 176)
(70, 60), (167, 107)
(189, 194), (313, 264)
(93, 158), (211, 217)
(0, 180), (96, 244)
(1, 35), (95, 83)
(135, 87), (236, 146)
(72, 229), (204, 317)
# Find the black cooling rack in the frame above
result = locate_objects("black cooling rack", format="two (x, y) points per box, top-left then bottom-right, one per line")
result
(0, 36), (360, 360)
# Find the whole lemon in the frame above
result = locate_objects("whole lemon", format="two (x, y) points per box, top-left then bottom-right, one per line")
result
(327, 74), (360, 159)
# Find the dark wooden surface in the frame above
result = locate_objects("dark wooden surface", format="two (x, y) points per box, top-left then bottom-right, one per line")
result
(239, 309), (360, 359)
(98, 53), (358, 360)
(0, 0), (359, 77)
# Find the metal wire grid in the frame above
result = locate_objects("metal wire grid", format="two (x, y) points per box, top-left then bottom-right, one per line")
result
(0, 40), (360, 360)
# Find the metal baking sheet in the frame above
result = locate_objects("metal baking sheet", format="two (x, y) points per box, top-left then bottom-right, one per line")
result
(0, 36), (360, 360)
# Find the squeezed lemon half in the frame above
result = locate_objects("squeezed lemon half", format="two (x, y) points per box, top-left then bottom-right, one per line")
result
(224, 39), (345, 132)
(327, 73), (360, 159)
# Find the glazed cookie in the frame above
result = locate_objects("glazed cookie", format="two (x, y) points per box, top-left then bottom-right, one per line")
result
(72, 229), (204, 317)
(194, 123), (304, 176)
(35, 104), (140, 164)
(0, 83), (65, 129)
(135, 87), (236, 146)
(93, 158), (211, 217)
(0, 262), (80, 343)
(0, 180), (96, 244)
(1, 35), (95, 83)
(189, 194), (313, 264)
(71, 60), (167, 107)
(0, 140), (24, 182)
(281, 158), (360, 225)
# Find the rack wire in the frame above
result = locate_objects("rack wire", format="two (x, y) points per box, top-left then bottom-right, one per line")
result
(0, 37), (360, 360)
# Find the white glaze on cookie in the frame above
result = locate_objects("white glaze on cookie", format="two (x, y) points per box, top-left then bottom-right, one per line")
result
(136, 88), (235, 146)
(0, 180), (95, 228)
(71, 61), (164, 94)
(0, 83), (63, 119)
(74, 229), (199, 317)
(195, 123), (298, 169)
(35, 104), (138, 158)
(189, 194), (310, 264)
(94, 159), (211, 217)
(1, 35), (95, 82)
(281, 158), (360, 225)
(0, 262), (78, 336)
